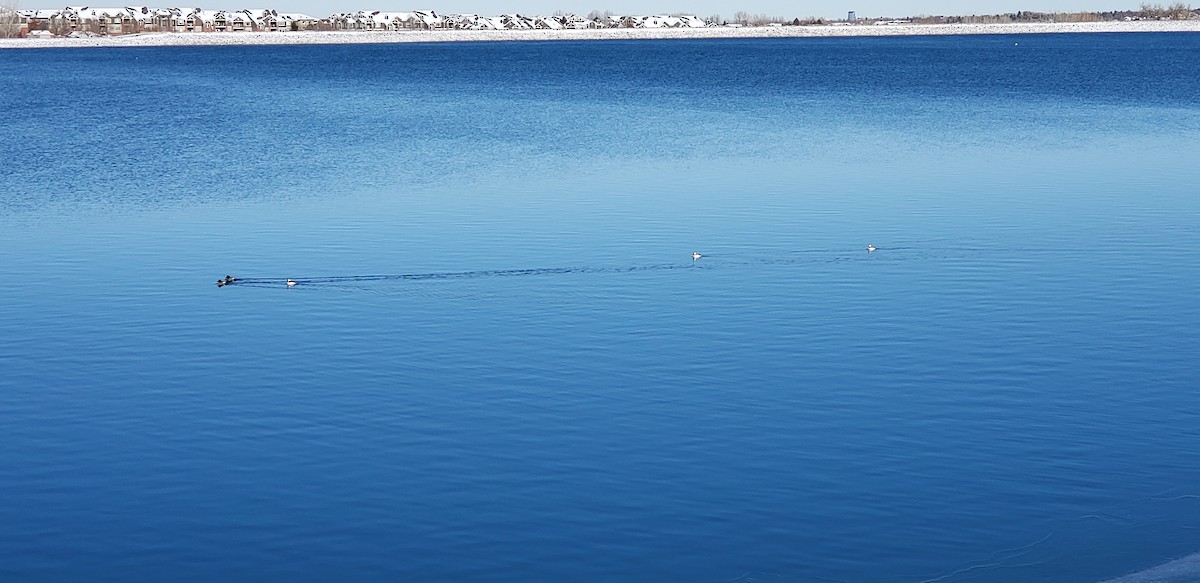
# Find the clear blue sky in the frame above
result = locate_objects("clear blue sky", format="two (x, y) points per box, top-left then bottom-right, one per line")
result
(205, 1), (1141, 19)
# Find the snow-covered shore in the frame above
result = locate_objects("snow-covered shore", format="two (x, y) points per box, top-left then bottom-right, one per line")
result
(2, 20), (1199, 49)
(1097, 551), (1200, 583)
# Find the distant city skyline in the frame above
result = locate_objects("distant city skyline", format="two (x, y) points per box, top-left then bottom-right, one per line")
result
(106, 1), (1149, 19)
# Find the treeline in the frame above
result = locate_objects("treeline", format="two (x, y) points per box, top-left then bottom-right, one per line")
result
(909, 3), (1194, 24)
(657, 3), (1196, 27)
(1137, 1), (1196, 18)
(685, 2), (1196, 26)
(912, 12), (1119, 24)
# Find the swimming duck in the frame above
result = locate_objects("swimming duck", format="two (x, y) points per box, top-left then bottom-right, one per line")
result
(692, 252), (703, 261)
(286, 279), (296, 287)
(866, 244), (876, 252)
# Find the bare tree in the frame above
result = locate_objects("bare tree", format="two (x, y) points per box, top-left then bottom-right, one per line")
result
(747, 13), (787, 25)
(49, 13), (71, 35)
(733, 10), (749, 24)
(1167, 2), (1192, 18)
(1, 0), (22, 38)
(706, 13), (722, 25)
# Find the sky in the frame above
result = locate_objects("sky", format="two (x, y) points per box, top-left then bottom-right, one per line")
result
(198, 1), (1139, 20)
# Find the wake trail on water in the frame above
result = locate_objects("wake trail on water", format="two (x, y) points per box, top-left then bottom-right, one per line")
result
(214, 243), (1021, 290)
(224, 263), (691, 288)
(914, 487), (1200, 583)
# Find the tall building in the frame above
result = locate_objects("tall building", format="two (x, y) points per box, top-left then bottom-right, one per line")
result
(848, 10), (856, 21)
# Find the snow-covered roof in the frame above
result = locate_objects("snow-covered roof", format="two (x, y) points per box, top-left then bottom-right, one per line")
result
(81, 7), (131, 18)
(453, 14), (504, 29)
(184, 9), (220, 23)
(371, 11), (414, 25)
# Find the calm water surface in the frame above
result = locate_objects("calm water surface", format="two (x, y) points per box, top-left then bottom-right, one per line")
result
(2, 33), (1199, 582)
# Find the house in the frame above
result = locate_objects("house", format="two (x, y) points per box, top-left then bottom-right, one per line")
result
(209, 10), (233, 31)
(347, 11), (371, 30)
(411, 10), (444, 29)
(636, 15), (679, 28)
(368, 11), (404, 30)
(591, 14), (621, 27)
(77, 8), (136, 34)
(121, 6), (158, 30)
(383, 12), (421, 29)
(278, 13), (316, 30)
(160, 8), (195, 32)
(8, 9), (59, 35)
(561, 14), (599, 29)
(328, 11), (391, 30)
(245, 9), (293, 30)
(150, 7), (186, 32)
(331, 11), (369, 30)
(450, 14), (504, 30)
(55, 6), (88, 32)
(493, 13), (529, 29)
(259, 10), (286, 31)
(183, 9), (219, 32)
(227, 10), (262, 31)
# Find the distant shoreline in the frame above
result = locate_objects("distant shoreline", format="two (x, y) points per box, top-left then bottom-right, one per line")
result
(2, 20), (1199, 49)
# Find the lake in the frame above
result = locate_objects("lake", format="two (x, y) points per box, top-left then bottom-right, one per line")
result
(1, 33), (1199, 582)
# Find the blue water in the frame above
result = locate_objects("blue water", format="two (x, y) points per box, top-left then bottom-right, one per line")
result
(2, 33), (1199, 582)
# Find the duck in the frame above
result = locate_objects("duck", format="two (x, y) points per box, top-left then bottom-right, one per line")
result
(866, 244), (876, 252)
(216, 279), (226, 287)
(224, 275), (236, 284)
(692, 252), (703, 261)
(286, 278), (296, 287)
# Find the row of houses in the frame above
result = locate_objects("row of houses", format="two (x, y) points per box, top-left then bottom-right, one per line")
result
(13, 6), (714, 36)
(329, 12), (711, 31)
(18, 7), (314, 34)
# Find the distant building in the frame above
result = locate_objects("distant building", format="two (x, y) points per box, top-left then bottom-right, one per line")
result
(848, 10), (856, 21)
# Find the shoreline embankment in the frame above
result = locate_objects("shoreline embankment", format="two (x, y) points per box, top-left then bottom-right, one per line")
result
(1098, 551), (1200, 583)
(2, 20), (1199, 49)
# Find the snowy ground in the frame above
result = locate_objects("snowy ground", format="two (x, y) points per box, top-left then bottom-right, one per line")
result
(1098, 551), (1200, 583)
(2, 20), (1199, 49)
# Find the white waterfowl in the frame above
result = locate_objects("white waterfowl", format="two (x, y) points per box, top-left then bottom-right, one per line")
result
(286, 279), (296, 287)
(692, 252), (703, 261)
(866, 244), (876, 252)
